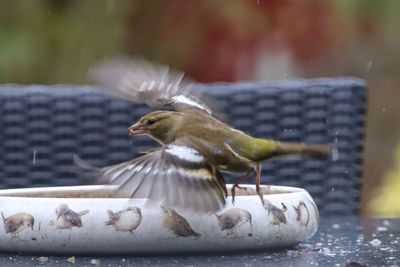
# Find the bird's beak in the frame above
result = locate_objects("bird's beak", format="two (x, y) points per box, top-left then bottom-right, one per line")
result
(160, 206), (167, 213)
(128, 122), (145, 136)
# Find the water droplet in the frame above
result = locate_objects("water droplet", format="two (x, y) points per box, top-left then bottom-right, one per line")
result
(369, 239), (381, 247)
(90, 259), (101, 265)
(377, 226), (387, 232)
(366, 60), (373, 72)
(32, 150), (37, 165)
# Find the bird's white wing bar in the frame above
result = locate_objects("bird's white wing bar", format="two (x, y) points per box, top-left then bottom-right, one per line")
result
(169, 95), (213, 115)
(165, 144), (204, 163)
(88, 57), (212, 114)
(74, 144), (227, 213)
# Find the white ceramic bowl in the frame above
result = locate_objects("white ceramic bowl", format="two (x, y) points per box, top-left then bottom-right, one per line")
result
(0, 184), (319, 254)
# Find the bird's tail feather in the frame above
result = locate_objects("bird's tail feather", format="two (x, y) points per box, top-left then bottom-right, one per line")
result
(73, 154), (99, 171)
(275, 142), (332, 158)
(73, 154), (105, 185)
(193, 231), (201, 238)
(78, 209), (90, 216)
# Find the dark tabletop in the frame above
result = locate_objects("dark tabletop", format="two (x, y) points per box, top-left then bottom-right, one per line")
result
(0, 216), (398, 267)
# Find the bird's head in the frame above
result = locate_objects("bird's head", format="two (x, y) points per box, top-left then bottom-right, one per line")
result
(128, 111), (183, 144)
(160, 206), (174, 216)
(56, 203), (69, 219)
(23, 214), (35, 230)
(244, 214), (252, 227)
(126, 207), (141, 215)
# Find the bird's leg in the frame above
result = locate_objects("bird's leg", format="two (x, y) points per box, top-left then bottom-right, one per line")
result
(211, 166), (217, 178)
(255, 163), (264, 205)
(236, 184), (247, 190)
(231, 172), (252, 204)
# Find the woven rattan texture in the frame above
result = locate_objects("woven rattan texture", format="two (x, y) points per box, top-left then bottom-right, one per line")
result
(0, 78), (366, 215)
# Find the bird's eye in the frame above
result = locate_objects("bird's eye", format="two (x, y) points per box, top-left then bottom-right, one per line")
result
(147, 119), (156, 125)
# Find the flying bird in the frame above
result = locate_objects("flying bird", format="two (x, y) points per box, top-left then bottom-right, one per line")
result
(75, 57), (332, 213)
(293, 201), (310, 227)
(264, 200), (288, 225)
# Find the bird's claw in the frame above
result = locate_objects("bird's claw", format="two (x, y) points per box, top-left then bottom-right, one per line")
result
(231, 187), (236, 205)
(259, 195), (265, 205)
(257, 190), (265, 205)
(231, 184), (243, 205)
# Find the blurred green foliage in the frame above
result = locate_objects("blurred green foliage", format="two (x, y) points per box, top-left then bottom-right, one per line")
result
(0, 0), (131, 83)
(370, 144), (400, 217)
(1, 0), (398, 84)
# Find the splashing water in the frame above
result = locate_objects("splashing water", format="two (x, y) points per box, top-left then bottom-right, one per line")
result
(331, 147), (339, 161)
(366, 60), (373, 72)
(32, 150), (37, 165)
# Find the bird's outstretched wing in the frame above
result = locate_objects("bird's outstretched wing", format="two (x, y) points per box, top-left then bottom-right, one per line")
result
(88, 57), (213, 114)
(74, 144), (227, 213)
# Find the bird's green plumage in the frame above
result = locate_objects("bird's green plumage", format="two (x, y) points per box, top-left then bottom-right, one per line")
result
(229, 135), (278, 162)
(135, 109), (288, 174)
(87, 56), (333, 213)
(135, 109), (330, 175)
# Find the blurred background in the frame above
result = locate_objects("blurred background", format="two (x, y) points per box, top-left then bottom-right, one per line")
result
(0, 0), (399, 217)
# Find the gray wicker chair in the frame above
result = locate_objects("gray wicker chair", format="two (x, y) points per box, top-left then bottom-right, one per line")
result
(0, 78), (367, 216)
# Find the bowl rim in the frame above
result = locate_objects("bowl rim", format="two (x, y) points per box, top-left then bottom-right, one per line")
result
(0, 184), (307, 199)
